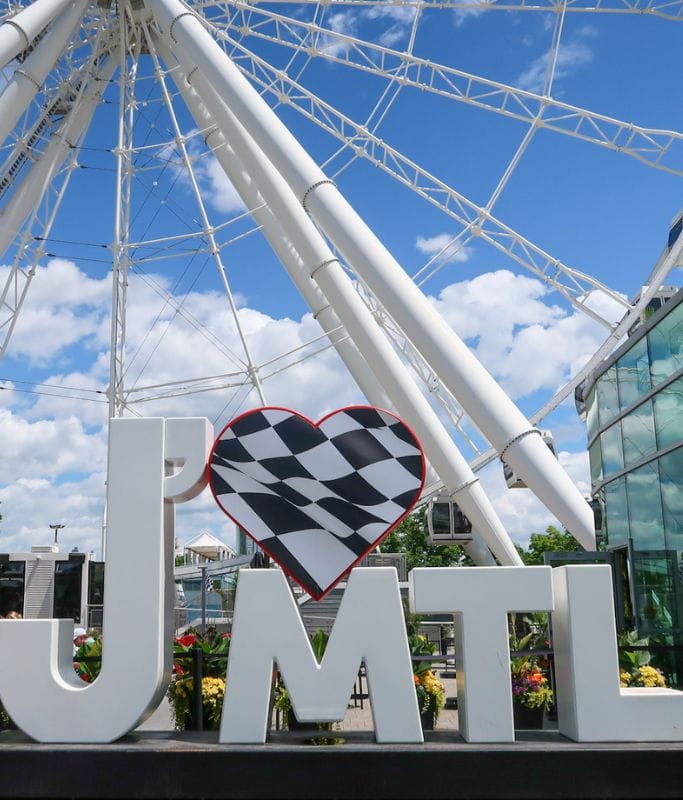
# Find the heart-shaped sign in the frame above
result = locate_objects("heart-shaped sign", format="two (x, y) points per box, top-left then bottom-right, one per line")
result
(209, 406), (425, 599)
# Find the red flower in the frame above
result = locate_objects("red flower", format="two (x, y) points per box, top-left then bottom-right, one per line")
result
(175, 634), (196, 648)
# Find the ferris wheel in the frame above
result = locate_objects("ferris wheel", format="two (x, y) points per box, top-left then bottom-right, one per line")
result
(0, 0), (680, 565)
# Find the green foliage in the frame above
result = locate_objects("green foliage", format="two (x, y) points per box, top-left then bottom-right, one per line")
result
(516, 525), (581, 565)
(403, 605), (446, 722)
(404, 605), (436, 676)
(0, 702), (13, 731)
(310, 628), (329, 662)
(167, 627), (231, 730)
(617, 629), (651, 672)
(174, 553), (185, 567)
(509, 613), (553, 712)
(382, 508), (473, 571)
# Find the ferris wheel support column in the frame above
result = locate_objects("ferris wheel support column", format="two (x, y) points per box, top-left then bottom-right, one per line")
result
(165, 54), (521, 567)
(161, 55), (495, 567)
(109, 13), (139, 421)
(148, 0), (594, 550)
(0, 0), (74, 70)
(144, 24), (267, 407)
(150, 34), (391, 412)
(0, 0), (87, 146)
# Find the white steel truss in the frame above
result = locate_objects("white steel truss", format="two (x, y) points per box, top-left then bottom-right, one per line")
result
(210, 3), (683, 177)
(198, 0), (683, 20)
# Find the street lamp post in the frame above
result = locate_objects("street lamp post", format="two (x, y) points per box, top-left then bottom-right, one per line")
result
(49, 523), (65, 546)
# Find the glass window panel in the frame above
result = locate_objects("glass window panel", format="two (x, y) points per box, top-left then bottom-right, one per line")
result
(589, 441), (603, 485)
(0, 561), (25, 617)
(626, 461), (665, 551)
(596, 368), (619, 428)
(586, 386), (599, 442)
(654, 377), (683, 449)
(604, 477), (629, 547)
(660, 448), (683, 552)
(617, 336), (651, 409)
(53, 561), (83, 622)
(88, 562), (105, 606)
(648, 303), (683, 387)
(632, 551), (678, 635)
(621, 400), (656, 467)
(600, 422), (624, 478)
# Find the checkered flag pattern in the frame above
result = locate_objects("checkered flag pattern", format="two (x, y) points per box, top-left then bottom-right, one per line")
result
(209, 406), (425, 599)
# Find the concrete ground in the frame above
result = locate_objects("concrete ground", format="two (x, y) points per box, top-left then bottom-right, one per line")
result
(134, 675), (458, 734)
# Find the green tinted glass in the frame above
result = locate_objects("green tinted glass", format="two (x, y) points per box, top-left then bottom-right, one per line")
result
(648, 303), (683, 387)
(604, 477), (629, 547)
(654, 377), (683, 449)
(617, 336), (651, 409)
(621, 400), (656, 467)
(659, 449), (683, 552)
(596, 367), (619, 428)
(600, 422), (624, 478)
(626, 461), (665, 551)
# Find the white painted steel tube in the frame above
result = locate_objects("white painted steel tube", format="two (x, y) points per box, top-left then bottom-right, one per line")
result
(161, 50), (493, 567)
(0, 0), (73, 70)
(0, 0), (87, 146)
(151, 39), (391, 412)
(148, 0), (595, 549)
(163, 50), (521, 565)
(0, 50), (116, 258)
(162, 55), (496, 566)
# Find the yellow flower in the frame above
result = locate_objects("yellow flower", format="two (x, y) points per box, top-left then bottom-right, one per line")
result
(636, 666), (666, 688)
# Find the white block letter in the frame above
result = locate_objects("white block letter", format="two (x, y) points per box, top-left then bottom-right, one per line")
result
(0, 417), (212, 742)
(410, 566), (553, 742)
(220, 567), (422, 743)
(552, 565), (683, 741)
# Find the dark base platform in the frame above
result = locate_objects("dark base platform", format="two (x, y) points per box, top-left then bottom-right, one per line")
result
(1, 729), (680, 799)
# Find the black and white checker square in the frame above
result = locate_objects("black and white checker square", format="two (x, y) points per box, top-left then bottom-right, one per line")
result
(209, 406), (425, 599)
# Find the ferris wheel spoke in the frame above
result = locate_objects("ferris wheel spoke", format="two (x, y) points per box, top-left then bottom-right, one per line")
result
(219, 34), (631, 328)
(213, 3), (683, 178)
(360, 288), (485, 456)
(123, 20), (268, 405)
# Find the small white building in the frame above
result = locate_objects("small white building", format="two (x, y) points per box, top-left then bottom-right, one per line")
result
(0, 544), (102, 627)
(179, 530), (236, 565)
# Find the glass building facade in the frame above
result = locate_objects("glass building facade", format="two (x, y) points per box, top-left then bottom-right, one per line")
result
(582, 289), (683, 684)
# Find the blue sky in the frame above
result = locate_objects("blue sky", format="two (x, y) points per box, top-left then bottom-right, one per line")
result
(0, 1), (681, 557)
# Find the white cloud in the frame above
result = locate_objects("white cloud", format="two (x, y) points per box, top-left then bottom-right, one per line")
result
(157, 135), (246, 215)
(190, 148), (246, 214)
(0, 409), (107, 484)
(517, 32), (595, 94)
(360, 3), (416, 46)
(476, 447), (591, 547)
(0, 257), (612, 557)
(431, 269), (624, 399)
(316, 12), (359, 57)
(452, 0), (486, 28)
(415, 233), (473, 264)
(0, 259), (110, 366)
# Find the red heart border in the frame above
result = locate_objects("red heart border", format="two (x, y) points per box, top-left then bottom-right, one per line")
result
(208, 405), (426, 600)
